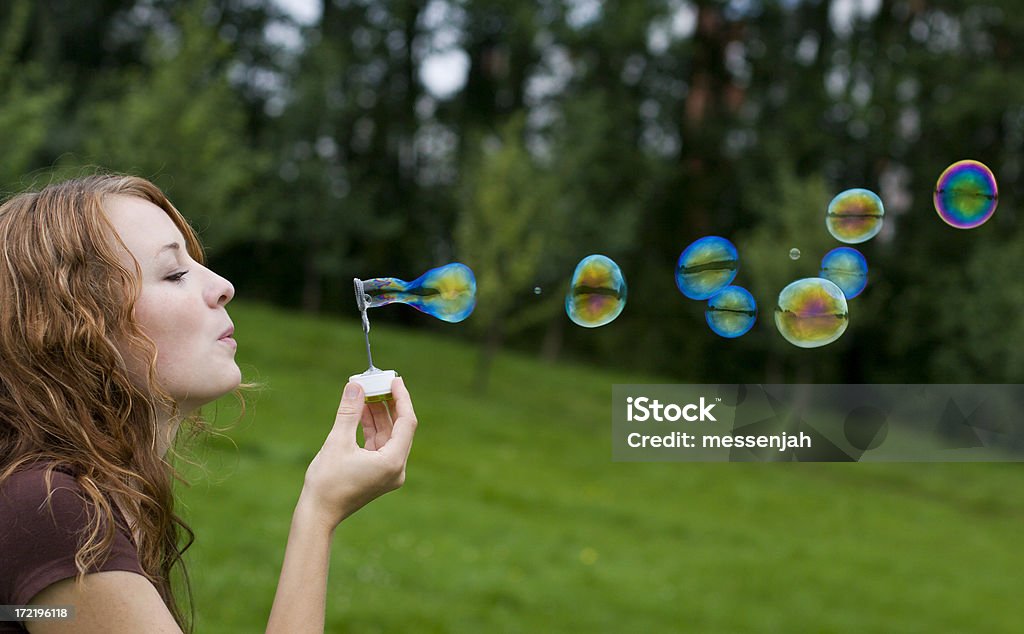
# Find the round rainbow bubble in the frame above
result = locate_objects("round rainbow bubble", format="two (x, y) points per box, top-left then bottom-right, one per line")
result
(360, 263), (476, 323)
(819, 247), (868, 299)
(826, 188), (884, 244)
(774, 278), (849, 348)
(566, 254), (627, 328)
(705, 286), (757, 339)
(675, 236), (738, 300)
(933, 160), (998, 229)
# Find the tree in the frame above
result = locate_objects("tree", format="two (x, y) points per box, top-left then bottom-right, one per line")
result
(73, 1), (264, 254)
(0, 0), (65, 193)
(456, 116), (562, 391)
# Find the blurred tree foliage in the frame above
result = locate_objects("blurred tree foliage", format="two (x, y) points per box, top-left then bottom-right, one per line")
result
(456, 115), (562, 390)
(2, 0), (1024, 384)
(0, 0), (65, 191)
(73, 2), (265, 253)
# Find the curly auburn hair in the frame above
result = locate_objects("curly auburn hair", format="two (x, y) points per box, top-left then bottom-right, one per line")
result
(0, 174), (226, 631)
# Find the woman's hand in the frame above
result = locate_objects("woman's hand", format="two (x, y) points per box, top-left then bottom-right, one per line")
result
(299, 377), (418, 530)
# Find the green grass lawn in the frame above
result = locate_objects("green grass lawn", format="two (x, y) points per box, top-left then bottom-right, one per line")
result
(176, 300), (1024, 633)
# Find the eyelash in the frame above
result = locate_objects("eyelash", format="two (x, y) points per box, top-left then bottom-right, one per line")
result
(166, 270), (189, 283)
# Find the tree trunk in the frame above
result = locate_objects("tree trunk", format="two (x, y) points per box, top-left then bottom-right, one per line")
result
(302, 249), (322, 313)
(474, 316), (504, 393)
(540, 313), (564, 363)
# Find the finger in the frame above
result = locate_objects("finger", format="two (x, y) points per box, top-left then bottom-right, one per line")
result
(390, 377), (417, 423)
(367, 402), (395, 451)
(360, 401), (391, 450)
(359, 408), (377, 450)
(380, 378), (417, 461)
(327, 382), (365, 447)
(368, 400), (394, 437)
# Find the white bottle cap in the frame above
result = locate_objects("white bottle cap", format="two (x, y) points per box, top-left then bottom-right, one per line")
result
(348, 369), (398, 401)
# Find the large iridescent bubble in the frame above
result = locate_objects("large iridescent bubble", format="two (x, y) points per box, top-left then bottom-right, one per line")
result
(819, 247), (868, 299)
(566, 254), (627, 328)
(359, 263), (476, 322)
(774, 278), (849, 348)
(705, 286), (757, 338)
(934, 160), (998, 229)
(675, 236), (738, 300)
(826, 189), (884, 244)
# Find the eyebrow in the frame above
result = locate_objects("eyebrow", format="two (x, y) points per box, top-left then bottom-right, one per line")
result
(156, 243), (182, 259)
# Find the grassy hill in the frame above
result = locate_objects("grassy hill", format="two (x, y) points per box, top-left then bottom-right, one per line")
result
(176, 300), (1024, 633)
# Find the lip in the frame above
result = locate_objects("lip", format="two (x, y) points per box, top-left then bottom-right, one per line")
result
(218, 326), (236, 350)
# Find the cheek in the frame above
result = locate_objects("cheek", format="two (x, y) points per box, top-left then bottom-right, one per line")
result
(133, 289), (198, 367)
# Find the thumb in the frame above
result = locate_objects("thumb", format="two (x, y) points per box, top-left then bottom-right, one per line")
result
(327, 382), (365, 446)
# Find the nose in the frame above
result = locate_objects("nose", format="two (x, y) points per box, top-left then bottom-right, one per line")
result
(206, 268), (235, 307)
(217, 275), (235, 307)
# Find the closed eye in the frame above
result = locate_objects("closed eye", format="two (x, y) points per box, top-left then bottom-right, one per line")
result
(166, 270), (189, 283)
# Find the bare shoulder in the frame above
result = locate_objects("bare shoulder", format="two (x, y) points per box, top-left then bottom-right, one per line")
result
(26, 571), (182, 634)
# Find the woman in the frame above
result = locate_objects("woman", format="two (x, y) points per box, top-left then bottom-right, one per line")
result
(0, 175), (417, 633)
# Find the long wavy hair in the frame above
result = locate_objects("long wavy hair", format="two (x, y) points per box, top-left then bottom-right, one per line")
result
(0, 174), (224, 631)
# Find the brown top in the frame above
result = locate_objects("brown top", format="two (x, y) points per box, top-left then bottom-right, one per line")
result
(0, 464), (144, 633)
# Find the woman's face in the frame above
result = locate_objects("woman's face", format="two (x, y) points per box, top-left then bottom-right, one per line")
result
(104, 195), (241, 413)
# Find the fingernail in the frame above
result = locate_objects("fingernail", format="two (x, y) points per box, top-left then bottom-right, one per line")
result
(343, 383), (359, 399)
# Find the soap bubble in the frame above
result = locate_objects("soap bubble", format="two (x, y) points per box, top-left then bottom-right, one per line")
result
(566, 254), (627, 328)
(934, 160), (998, 229)
(705, 286), (757, 338)
(533, 286), (542, 295)
(675, 236), (738, 300)
(819, 247), (868, 299)
(359, 263), (476, 323)
(826, 188), (884, 244)
(789, 248), (801, 260)
(774, 278), (849, 348)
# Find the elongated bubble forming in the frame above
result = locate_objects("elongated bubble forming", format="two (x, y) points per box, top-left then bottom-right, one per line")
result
(934, 160), (998, 229)
(359, 263), (477, 323)
(566, 254), (627, 328)
(706, 286), (757, 338)
(774, 278), (849, 348)
(819, 247), (868, 299)
(675, 236), (739, 300)
(826, 189), (884, 244)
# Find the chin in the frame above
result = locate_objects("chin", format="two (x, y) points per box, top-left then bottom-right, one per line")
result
(177, 368), (244, 412)
(213, 367), (244, 398)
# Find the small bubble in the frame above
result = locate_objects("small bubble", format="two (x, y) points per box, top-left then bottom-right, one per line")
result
(705, 286), (757, 338)
(774, 278), (849, 348)
(826, 188), (884, 244)
(934, 160), (998, 229)
(566, 255), (627, 328)
(819, 247), (868, 299)
(789, 248), (801, 260)
(675, 236), (739, 300)
(533, 286), (542, 295)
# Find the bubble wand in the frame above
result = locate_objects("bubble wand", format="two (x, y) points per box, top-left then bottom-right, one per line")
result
(354, 278), (377, 371)
(348, 263), (476, 401)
